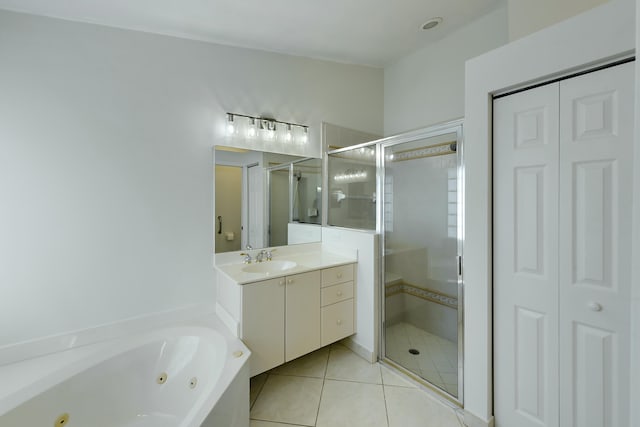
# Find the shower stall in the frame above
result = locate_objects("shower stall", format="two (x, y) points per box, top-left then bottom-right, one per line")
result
(379, 121), (463, 402)
(327, 120), (464, 403)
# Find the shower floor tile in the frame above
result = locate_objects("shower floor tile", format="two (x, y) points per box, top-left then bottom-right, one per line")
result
(249, 341), (463, 427)
(385, 322), (459, 396)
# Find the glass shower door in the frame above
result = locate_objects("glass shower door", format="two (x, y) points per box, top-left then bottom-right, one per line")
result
(381, 124), (463, 402)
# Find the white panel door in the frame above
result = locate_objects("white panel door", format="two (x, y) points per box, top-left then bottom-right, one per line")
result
(558, 62), (634, 427)
(493, 83), (560, 427)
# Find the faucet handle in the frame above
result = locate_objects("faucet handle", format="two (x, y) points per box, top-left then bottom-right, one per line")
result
(246, 244), (253, 251)
(239, 252), (252, 264)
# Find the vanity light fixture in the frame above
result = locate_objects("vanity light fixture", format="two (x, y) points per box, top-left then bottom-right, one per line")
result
(224, 112), (309, 144)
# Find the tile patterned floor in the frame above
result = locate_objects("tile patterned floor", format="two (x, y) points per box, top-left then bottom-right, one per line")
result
(249, 343), (465, 427)
(385, 322), (459, 396)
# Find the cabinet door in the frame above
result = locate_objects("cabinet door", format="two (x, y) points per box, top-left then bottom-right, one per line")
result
(242, 277), (285, 376)
(285, 270), (321, 362)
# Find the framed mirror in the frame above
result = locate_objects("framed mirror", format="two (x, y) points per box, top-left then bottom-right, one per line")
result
(214, 146), (322, 254)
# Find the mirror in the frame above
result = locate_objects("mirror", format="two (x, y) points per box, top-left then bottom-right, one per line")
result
(214, 146), (322, 253)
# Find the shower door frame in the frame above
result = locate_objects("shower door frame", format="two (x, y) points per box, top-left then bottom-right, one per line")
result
(377, 119), (465, 405)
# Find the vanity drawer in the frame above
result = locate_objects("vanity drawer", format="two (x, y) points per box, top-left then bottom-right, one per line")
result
(321, 299), (354, 346)
(321, 264), (354, 287)
(321, 281), (354, 307)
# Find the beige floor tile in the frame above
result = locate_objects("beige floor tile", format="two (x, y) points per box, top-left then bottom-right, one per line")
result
(250, 373), (269, 408)
(384, 386), (462, 427)
(316, 380), (388, 427)
(326, 347), (382, 384)
(380, 365), (418, 388)
(270, 347), (329, 378)
(250, 420), (307, 427)
(250, 374), (323, 426)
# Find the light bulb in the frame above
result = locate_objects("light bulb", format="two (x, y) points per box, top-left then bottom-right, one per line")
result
(247, 118), (257, 138)
(301, 127), (309, 143)
(285, 124), (292, 142)
(226, 114), (235, 136)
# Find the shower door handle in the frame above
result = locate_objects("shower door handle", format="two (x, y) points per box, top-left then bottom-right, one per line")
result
(217, 216), (222, 234)
(457, 255), (462, 276)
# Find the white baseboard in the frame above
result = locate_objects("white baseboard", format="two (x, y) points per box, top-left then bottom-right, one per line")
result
(464, 410), (495, 427)
(341, 336), (376, 363)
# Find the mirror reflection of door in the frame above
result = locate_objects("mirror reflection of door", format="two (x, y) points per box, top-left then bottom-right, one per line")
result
(268, 167), (289, 247)
(215, 165), (242, 253)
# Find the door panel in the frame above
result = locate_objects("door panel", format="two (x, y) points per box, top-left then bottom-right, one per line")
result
(558, 61), (633, 427)
(493, 82), (559, 427)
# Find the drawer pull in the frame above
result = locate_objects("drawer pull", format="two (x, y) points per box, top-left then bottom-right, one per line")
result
(279, 280), (285, 286)
(336, 319), (342, 325)
(287, 279), (293, 284)
(337, 291), (343, 296)
(337, 273), (343, 279)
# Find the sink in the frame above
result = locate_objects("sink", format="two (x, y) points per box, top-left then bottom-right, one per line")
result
(241, 260), (298, 274)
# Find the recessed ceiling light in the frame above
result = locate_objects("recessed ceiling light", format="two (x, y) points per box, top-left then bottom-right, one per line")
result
(421, 17), (443, 30)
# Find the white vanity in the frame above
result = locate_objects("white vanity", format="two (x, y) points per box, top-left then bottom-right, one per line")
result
(215, 243), (357, 376)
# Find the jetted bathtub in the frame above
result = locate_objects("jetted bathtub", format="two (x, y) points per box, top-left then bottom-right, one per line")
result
(0, 316), (251, 427)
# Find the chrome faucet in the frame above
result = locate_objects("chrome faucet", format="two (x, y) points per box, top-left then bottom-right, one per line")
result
(255, 250), (267, 263)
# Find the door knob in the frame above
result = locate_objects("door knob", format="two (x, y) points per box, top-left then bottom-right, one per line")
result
(587, 302), (603, 312)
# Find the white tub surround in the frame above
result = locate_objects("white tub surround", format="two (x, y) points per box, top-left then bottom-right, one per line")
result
(215, 243), (357, 376)
(0, 314), (250, 427)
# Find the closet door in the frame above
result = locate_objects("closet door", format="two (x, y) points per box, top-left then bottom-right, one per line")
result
(493, 83), (560, 427)
(558, 62), (634, 427)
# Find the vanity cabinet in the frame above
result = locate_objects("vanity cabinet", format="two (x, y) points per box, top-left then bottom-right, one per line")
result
(320, 265), (355, 346)
(241, 277), (285, 377)
(285, 270), (321, 361)
(240, 263), (355, 377)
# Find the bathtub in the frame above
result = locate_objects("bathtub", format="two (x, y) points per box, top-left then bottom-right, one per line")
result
(0, 316), (251, 427)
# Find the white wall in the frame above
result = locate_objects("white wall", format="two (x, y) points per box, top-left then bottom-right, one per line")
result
(508, 0), (610, 41)
(0, 10), (383, 350)
(383, 6), (508, 136)
(464, 0), (635, 424)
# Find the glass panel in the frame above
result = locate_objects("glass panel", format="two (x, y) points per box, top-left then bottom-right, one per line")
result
(383, 132), (460, 398)
(268, 166), (290, 246)
(292, 158), (322, 225)
(327, 145), (377, 230)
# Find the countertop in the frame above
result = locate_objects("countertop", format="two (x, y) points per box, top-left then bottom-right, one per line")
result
(215, 251), (357, 285)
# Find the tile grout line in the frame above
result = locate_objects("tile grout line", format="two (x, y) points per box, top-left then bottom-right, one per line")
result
(313, 349), (332, 427)
(250, 373), (269, 412)
(380, 369), (392, 427)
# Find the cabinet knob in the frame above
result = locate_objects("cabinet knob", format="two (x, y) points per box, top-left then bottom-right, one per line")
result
(336, 319), (342, 325)
(588, 301), (603, 312)
(279, 280), (285, 286)
(287, 279), (293, 284)
(337, 273), (343, 279)
(337, 291), (343, 296)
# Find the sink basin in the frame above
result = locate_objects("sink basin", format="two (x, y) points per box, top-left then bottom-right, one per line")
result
(241, 260), (297, 274)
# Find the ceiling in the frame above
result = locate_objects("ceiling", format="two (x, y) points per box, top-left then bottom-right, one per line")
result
(0, 0), (503, 67)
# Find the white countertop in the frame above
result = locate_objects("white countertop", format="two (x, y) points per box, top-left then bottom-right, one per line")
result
(215, 250), (357, 285)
